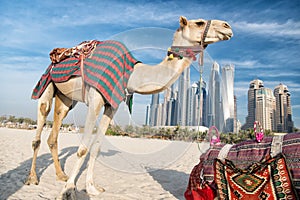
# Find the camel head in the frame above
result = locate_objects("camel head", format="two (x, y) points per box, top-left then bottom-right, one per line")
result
(174, 16), (233, 47)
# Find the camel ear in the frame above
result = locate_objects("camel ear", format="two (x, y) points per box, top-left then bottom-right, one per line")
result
(179, 16), (188, 27)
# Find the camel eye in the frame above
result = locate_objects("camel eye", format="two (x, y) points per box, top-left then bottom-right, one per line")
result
(195, 21), (205, 26)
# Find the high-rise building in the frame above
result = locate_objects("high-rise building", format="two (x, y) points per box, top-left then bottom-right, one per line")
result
(202, 82), (207, 127)
(149, 93), (160, 126)
(242, 80), (294, 132)
(187, 82), (198, 126)
(177, 67), (190, 126)
(145, 104), (150, 126)
(274, 83), (294, 132)
(242, 79), (264, 130)
(255, 87), (276, 130)
(221, 64), (235, 133)
(207, 61), (222, 130)
(161, 89), (171, 126)
(166, 84), (178, 126)
(187, 80), (207, 126)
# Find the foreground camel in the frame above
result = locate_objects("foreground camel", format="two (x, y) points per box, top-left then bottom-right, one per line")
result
(25, 16), (233, 198)
(185, 133), (300, 198)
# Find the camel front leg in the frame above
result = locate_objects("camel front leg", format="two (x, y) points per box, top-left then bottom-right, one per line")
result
(25, 83), (54, 185)
(47, 94), (72, 182)
(58, 87), (104, 199)
(86, 105), (115, 196)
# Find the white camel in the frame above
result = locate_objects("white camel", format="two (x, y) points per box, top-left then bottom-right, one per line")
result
(25, 16), (233, 199)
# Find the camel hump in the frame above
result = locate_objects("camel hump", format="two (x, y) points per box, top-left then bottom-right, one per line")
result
(49, 40), (100, 64)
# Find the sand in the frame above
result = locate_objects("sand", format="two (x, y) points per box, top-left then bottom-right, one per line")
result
(0, 127), (209, 200)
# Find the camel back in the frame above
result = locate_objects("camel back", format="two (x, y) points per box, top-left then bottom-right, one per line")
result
(32, 40), (139, 109)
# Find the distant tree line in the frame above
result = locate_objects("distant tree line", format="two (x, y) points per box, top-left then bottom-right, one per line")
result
(105, 125), (286, 144)
(1, 115), (298, 144)
(0, 115), (75, 128)
(0, 115), (36, 125)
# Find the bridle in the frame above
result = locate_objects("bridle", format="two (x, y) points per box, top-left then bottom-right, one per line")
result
(167, 20), (211, 66)
(202, 20), (211, 46)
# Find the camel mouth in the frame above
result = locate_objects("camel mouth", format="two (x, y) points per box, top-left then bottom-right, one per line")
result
(225, 32), (233, 39)
(222, 31), (233, 40)
(223, 34), (231, 40)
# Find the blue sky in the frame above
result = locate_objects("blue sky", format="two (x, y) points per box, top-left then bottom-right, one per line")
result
(0, 0), (299, 128)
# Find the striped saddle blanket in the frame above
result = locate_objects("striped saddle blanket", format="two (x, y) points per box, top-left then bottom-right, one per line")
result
(32, 40), (139, 109)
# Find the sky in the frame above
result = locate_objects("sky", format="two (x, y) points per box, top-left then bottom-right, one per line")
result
(0, 0), (299, 129)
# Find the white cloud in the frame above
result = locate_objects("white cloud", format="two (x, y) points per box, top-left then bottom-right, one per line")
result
(232, 19), (300, 39)
(219, 59), (258, 68)
(0, 55), (49, 72)
(39, 2), (179, 28)
(257, 71), (300, 78)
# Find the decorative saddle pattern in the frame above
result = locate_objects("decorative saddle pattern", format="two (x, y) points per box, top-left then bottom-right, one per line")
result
(215, 153), (298, 199)
(184, 133), (300, 199)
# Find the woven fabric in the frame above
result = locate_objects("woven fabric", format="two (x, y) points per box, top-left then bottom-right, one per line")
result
(215, 153), (298, 199)
(185, 133), (300, 198)
(184, 162), (216, 200)
(32, 40), (139, 109)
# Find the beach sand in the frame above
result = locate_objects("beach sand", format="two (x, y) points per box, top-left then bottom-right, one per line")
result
(0, 127), (208, 200)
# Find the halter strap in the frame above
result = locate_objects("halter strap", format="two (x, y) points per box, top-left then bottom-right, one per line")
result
(199, 20), (211, 66)
(168, 46), (203, 61)
(202, 20), (211, 45)
(168, 20), (211, 66)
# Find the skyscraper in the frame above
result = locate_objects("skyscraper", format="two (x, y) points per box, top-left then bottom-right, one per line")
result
(187, 82), (198, 126)
(242, 79), (264, 130)
(145, 104), (150, 126)
(234, 95), (238, 133)
(207, 61), (222, 130)
(149, 93), (160, 126)
(166, 84), (178, 126)
(187, 80), (207, 126)
(221, 64), (235, 132)
(177, 67), (190, 126)
(255, 87), (276, 131)
(274, 83), (294, 132)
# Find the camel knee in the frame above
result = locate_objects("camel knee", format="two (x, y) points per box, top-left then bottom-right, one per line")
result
(77, 145), (88, 157)
(32, 140), (41, 151)
(40, 102), (51, 117)
(47, 137), (57, 150)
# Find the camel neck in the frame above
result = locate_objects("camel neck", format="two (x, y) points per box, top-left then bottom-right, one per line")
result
(126, 55), (192, 94)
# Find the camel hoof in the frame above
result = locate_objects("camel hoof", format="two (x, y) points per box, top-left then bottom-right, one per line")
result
(56, 172), (69, 182)
(24, 174), (39, 185)
(86, 183), (105, 196)
(57, 185), (77, 200)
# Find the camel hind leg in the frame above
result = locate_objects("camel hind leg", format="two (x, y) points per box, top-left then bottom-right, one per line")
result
(47, 93), (73, 182)
(25, 82), (54, 185)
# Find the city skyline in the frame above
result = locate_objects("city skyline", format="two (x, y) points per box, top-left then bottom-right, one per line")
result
(0, 1), (299, 128)
(148, 63), (296, 133)
(147, 61), (238, 133)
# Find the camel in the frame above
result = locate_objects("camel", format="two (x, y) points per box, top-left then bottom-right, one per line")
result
(25, 16), (233, 199)
(185, 133), (300, 198)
